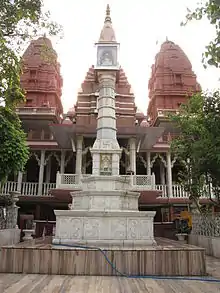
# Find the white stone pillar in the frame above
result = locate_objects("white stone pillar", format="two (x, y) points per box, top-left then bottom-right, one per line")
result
(38, 150), (45, 196)
(75, 136), (83, 175)
(146, 152), (151, 175)
(17, 171), (23, 192)
(60, 150), (66, 174)
(160, 162), (165, 185)
(91, 73), (121, 176)
(166, 152), (172, 197)
(129, 137), (136, 175)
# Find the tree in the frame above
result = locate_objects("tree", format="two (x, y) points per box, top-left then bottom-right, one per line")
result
(183, 0), (220, 68)
(0, 0), (62, 184)
(171, 91), (220, 211)
(0, 107), (29, 183)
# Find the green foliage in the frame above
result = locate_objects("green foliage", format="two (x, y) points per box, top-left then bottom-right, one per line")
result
(182, 0), (220, 68)
(0, 0), (62, 185)
(0, 107), (29, 183)
(171, 91), (220, 208)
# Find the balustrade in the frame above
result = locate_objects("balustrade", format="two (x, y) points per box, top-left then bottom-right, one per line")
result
(0, 179), (217, 199)
(56, 173), (156, 190)
(0, 182), (56, 196)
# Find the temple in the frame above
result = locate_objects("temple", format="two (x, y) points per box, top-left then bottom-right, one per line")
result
(3, 5), (213, 237)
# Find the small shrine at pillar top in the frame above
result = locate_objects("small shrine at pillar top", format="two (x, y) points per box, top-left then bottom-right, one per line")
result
(95, 4), (119, 70)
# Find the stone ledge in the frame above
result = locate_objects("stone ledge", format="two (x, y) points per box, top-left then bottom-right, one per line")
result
(52, 238), (156, 247)
(55, 210), (156, 217)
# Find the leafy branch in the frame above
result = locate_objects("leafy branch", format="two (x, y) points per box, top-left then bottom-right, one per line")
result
(182, 0), (220, 68)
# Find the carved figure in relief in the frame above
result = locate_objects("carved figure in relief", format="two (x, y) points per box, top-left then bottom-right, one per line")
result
(100, 154), (112, 172)
(100, 50), (113, 66)
(111, 219), (126, 238)
(84, 219), (99, 238)
(128, 219), (139, 239)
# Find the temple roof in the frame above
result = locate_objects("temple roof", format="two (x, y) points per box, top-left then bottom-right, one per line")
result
(99, 4), (117, 43)
(22, 36), (57, 67)
(155, 39), (192, 71)
(148, 39), (201, 97)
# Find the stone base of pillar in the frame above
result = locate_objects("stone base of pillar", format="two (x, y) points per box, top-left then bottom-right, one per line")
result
(53, 210), (156, 248)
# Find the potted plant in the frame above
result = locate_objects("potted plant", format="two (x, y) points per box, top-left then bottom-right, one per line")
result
(175, 219), (191, 242)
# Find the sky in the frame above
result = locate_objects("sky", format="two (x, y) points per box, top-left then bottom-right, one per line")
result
(43, 0), (219, 113)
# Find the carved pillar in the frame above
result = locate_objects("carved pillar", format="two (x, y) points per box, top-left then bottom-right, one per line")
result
(17, 171), (23, 192)
(38, 150), (45, 196)
(146, 152), (151, 175)
(6, 191), (20, 229)
(160, 162), (165, 185)
(75, 136), (83, 175)
(166, 152), (172, 197)
(60, 150), (66, 174)
(129, 137), (136, 174)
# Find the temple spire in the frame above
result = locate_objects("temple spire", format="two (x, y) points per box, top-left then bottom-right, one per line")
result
(99, 4), (116, 43)
(105, 4), (111, 23)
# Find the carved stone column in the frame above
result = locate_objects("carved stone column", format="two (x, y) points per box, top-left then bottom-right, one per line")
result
(75, 136), (83, 175)
(129, 137), (136, 175)
(146, 152), (151, 175)
(38, 150), (45, 196)
(6, 191), (20, 229)
(160, 162), (165, 185)
(17, 171), (23, 192)
(166, 152), (172, 197)
(60, 150), (66, 174)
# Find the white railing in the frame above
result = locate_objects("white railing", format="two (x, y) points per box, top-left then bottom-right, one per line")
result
(0, 180), (217, 199)
(56, 173), (156, 190)
(155, 185), (167, 197)
(0, 182), (56, 196)
(0, 181), (18, 195)
(156, 184), (215, 199)
(131, 175), (155, 190)
(22, 182), (38, 196)
(56, 173), (81, 189)
(42, 183), (56, 196)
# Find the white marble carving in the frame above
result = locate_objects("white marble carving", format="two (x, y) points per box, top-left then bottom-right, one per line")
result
(53, 71), (156, 248)
(53, 211), (156, 247)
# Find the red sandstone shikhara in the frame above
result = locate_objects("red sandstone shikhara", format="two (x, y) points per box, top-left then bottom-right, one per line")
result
(4, 4), (213, 237)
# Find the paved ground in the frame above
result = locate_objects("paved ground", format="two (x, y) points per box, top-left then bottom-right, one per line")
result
(0, 256), (220, 293)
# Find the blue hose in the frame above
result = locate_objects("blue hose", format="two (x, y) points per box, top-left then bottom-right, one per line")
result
(53, 242), (220, 283)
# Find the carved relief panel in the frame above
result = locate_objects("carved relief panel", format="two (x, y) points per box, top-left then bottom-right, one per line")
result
(100, 153), (112, 175)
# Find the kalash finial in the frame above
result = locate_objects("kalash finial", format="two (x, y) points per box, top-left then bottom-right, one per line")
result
(105, 4), (112, 23)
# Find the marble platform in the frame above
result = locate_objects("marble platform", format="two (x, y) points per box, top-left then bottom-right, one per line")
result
(53, 175), (156, 247)
(53, 210), (156, 247)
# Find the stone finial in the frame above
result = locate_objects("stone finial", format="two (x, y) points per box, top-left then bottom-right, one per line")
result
(99, 4), (116, 43)
(105, 4), (111, 23)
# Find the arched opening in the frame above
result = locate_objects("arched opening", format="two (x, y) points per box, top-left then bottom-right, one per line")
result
(26, 156), (39, 182)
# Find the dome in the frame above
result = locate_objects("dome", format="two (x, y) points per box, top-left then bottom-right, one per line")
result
(136, 108), (145, 119)
(62, 117), (73, 125)
(67, 107), (76, 116)
(140, 119), (150, 127)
